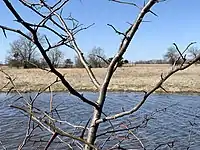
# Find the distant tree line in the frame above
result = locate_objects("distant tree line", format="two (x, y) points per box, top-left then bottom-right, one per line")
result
(135, 59), (168, 64)
(5, 34), (129, 68)
(5, 34), (200, 68)
(135, 46), (200, 65)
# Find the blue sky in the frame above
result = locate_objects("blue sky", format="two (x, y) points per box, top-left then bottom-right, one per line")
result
(0, 0), (199, 63)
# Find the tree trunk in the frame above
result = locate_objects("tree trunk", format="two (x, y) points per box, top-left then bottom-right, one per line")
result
(85, 90), (107, 150)
(84, 109), (100, 150)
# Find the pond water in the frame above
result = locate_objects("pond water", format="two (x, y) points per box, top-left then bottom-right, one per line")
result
(0, 92), (200, 150)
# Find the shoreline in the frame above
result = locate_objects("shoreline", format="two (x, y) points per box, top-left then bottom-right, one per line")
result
(1, 88), (200, 95)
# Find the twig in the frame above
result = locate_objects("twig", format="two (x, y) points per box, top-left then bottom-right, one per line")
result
(109, 0), (141, 9)
(0, 141), (6, 150)
(173, 43), (185, 61)
(44, 132), (58, 150)
(107, 24), (126, 37)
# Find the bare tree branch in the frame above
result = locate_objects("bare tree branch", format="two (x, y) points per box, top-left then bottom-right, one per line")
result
(46, 6), (100, 89)
(182, 42), (197, 55)
(109, 0), (141, 9)
(85, 1), (160, 148)
(107, 24), (127, 37)
(2, 0), (99, 109)
(99, 0), (159, 107)
(96, 43), (200, 124)
(44, 132), (58, 150)
(19, 0), (101, 89)
(0, 25), (32, 40)
(110, 0), (158, 17)
(173, 43), (185, 61)
(10, 104), (98, 150)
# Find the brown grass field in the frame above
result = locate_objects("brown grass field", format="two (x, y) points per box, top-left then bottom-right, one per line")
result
(0, 64), (200, 93)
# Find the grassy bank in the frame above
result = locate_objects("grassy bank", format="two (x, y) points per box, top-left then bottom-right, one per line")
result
(0, 64), (200, 93)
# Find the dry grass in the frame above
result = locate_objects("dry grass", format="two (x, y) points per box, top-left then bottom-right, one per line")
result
(1, 64), (200, 93)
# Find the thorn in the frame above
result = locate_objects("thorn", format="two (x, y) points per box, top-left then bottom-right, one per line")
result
(142, 90), (147, 97)
(161, 73), (164, 80)
(60, 8), (63, 16)
(2, 28), (7, 38)
(142, 20), (151, 23)
(45, 35), (51, 48)
(149, 10), (158, 17)
(143, 0), (146, 7)
(122, 107), (125, 112)
(107, 24), (126, 37)
(173, 43), (184, 60)
(7, 87), (14, 95)
(160, 86), (168, 93)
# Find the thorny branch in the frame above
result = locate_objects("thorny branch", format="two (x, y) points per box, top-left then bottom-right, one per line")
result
(97, 103), (176, 137)
(107, 24), (127, 37)
(89, 0), (159, 128)
(18, 120), (38, 150)
(9, 105), (97, 150)
(2, 0), (99, 109)
(0, 69), (30, 105)
(97, 0), (160, 110)
(44, 132), (58, 150)
(110, 0), (158, 17)
(1, 69), (91, 149)
(19, 0), (100, 89)
(96, 42), (200, 124)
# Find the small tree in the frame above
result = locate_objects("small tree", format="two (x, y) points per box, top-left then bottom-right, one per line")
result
(47, 48), (64, 68)
(123, 59), (129, 64)
(7, 33), (44, 68)
(187, 46), (200, 65)
(108, 57), (128, 67)
(7, 59), (21, 68)
(188, 46), (200, 59)
(87, 47), (107, 68)
(164, 46), (179, 65)
(63, 58), (73, 68)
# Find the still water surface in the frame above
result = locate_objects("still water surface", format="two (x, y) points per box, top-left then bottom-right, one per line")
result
(0, 92), (200, 149)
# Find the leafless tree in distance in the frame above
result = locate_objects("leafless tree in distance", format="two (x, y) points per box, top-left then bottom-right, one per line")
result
(47, 47), (64, 68)
(163, 46), (180, 65)
(6, 32), (44, 68)
(87, 47), (107, 68)
(188, 46), (200, 59)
